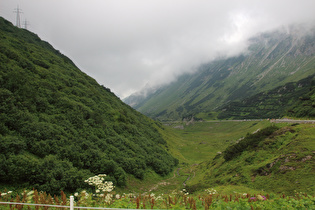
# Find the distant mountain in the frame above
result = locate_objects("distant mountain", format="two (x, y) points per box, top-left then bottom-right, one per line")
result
(0, 17), (177, 194)
(123, 85), (161, 109)
(125, 26), (315, 120)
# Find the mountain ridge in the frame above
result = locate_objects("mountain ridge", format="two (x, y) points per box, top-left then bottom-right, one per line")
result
(125, 26), (315, 120)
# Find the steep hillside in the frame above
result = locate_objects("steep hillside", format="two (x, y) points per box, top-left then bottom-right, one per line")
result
(217, 74), (315, 119)
(125, 27), (315, 121)
(187, 124), (315, 195)
(0, 17), (177, 194)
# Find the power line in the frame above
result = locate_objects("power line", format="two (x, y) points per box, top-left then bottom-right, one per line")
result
(13, 5), (23, 28)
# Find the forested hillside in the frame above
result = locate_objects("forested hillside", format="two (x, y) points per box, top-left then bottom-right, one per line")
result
(217, 74), (315, 119)
(0, 17), (177, 195)
(125, 27), (315, 121)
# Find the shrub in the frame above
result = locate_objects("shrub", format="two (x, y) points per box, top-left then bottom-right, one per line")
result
(224, 126), (279, 161)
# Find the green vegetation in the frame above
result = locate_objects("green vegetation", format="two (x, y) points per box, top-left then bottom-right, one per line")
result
(223, 126), (279, 161)
(0, 17), (177, 195)
(1, 16), (314, 209)
(162, 120), (271, 164)
(218, 74), (315, 119)
(151, 121), (313, 196)
(190, 123), (315, 195)
(1, 181), (314, 209)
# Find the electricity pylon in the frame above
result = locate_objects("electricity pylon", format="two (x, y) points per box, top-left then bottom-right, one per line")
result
(23, 19), (30, 30)
(13, 5), (23, 28)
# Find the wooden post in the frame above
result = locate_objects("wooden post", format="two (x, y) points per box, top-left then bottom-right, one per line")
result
(70, 196), (74, 210)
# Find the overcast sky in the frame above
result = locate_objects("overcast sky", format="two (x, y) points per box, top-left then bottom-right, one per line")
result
(1, 0), (315, 98)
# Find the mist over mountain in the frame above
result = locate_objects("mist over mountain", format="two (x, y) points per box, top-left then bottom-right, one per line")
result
(124, 25), (315, 120)
(3, 1), (315, 98)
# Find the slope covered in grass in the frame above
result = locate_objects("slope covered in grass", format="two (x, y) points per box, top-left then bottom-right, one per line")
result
(188, 123), (315, 195)
(124, 120), (274, 194)
(0, 17), (177, 195)
(162, 120), (271, 164)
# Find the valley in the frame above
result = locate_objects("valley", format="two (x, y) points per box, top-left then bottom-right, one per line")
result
(125, 120), (271, 193)
(0, 15), (315, 209)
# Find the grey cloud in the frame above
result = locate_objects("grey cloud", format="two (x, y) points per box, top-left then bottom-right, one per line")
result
(1, 0), (315, 98)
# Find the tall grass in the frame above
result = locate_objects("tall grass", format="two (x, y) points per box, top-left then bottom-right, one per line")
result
(1, 188), (314, 209)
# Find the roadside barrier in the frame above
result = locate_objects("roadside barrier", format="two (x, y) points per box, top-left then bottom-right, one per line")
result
(0, 196), (139, 210)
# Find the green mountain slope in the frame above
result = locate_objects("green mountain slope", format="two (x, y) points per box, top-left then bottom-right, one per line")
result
(0, 17), (177, 194)
(125, 28), (315, 121)
(217, 74), (315, 119)
(188, 124), (315, 195)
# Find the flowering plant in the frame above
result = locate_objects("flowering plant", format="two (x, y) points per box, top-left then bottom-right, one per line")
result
(205, 188), (217, 195)
(84, 174), (114, 193)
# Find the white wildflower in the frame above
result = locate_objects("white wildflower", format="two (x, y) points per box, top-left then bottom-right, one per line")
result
(205, 188), (217, 195)
(85, 192), (89, 198)
(85, 174), (115, 193)
(27, 190), (34, 196)
(104, 193), (113, 203)
(156, 195), (163, 201)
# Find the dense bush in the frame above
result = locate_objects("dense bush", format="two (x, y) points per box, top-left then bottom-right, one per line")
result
(223, 126), (279, 161)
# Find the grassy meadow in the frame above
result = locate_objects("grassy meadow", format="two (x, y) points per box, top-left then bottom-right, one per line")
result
(164, 120), (271, 163)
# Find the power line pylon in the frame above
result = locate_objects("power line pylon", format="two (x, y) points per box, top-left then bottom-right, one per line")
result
(23, 19), (30, 30)
(13, 5), (23, 28)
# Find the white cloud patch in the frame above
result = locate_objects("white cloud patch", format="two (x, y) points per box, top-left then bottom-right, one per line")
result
(1, 0), (315, 98)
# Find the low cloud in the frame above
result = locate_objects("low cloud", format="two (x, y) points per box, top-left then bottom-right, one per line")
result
(1, 0), (315, 98)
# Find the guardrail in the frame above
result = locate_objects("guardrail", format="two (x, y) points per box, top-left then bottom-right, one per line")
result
(270, 119), (315, 124)
(0, 196), (139, 210)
